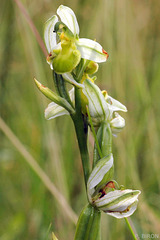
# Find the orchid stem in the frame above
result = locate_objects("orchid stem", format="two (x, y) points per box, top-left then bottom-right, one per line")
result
(71, 89), (90, 189)
(71, 60), (91, 189)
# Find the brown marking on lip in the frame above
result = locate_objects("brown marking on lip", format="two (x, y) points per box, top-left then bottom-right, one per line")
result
(99, 189), (106, 198)
(98, 181), (116, 199)
(105, 181), (115, 189)
(102, 49), (109, 59)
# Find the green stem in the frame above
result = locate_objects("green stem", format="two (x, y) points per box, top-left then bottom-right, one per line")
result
(71, 88), (90, 188)
(86, 106), (103, 159)
(71, 59), (91, 188)
(125, 217), (138, 240)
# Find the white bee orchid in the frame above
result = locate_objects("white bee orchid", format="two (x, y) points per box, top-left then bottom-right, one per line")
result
(44, 5), (109, 73)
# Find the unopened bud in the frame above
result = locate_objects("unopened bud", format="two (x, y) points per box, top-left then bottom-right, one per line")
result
(85, 61), (99, 74)
(110, 112), (125, 136)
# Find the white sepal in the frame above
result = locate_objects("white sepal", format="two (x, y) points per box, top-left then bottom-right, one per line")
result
(45, 102), (69, 120)
(76, 38), (108, 63)
(57, 5), (79, 36)
(45, 88), (75, 120)
(44, 15), (58, 52)
(107, 95), (127, 113)
(87, 154), (113, 202)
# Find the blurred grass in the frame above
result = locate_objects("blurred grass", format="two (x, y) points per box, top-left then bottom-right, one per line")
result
(0, 0), (160, 239)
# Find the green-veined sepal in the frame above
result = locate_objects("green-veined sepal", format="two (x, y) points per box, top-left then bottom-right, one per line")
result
(76, 38), (109, 63)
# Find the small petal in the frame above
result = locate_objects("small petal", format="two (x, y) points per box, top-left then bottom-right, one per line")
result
(45, 102), (69, 120)
(44, 15), (58, 52)
(76, 38), (109, 62)
(57, 5), (79, 36)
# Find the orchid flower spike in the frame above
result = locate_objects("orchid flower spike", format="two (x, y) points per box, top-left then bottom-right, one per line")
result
(44, 5), (109, 73)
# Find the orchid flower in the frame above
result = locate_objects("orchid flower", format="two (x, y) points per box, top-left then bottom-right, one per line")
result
(87, 157), (141, 219)
(44, 5), (109, 73)
(82, 79), (127, 132)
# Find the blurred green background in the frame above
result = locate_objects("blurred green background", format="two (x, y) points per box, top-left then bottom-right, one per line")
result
(0, 0), (160, 239)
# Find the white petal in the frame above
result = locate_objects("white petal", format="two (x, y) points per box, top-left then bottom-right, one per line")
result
(44, 15), (58, 53)
(76, 38), (109, 63)
(57, 5), (79, 36)
(106, 200), (139, 219)
(107, 96), (127, 113)
(45, 102), (69, 120)
(62, 73), (84, 88)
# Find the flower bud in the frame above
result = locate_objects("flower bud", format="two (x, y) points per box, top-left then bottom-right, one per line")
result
(84, 61), (99, 74)
(110, 112), (125, 136)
